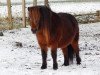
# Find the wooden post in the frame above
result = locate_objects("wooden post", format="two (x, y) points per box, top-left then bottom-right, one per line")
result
(45, 0), (49, 7)
(7, 0), (13, 29)
(33, 0), (37, 6)
(22, 0), (26, 27)
(96, 11), (100, 17)
(96, 11), (100, 22)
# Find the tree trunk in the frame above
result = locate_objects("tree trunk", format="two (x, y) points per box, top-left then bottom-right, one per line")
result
(33, 0), (37, 6)
(45, 0), (49, 7)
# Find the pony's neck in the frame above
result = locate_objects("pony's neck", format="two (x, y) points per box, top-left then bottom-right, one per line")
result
(45, 12), (61, 38)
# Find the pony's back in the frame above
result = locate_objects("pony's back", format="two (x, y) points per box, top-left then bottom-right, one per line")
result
(58, 13), (79, 32)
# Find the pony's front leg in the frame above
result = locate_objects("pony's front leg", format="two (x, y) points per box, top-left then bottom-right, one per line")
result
(51, 48), (58, 70)
(41, 47), (48, 69)
(62, 47), (69, 66)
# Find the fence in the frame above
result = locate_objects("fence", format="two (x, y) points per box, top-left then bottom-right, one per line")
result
(0, 0), (37, 30)
(0, 0), (100, 30)
(75, 11), (100, 23)
(0, 0), (50, 30)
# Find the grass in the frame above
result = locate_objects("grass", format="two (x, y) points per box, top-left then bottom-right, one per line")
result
(0, 17), (29, 30)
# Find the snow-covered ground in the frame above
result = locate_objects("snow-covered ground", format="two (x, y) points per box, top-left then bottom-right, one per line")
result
(0, 22), (100, 75)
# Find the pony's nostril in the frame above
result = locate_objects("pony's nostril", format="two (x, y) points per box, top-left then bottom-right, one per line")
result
(31, 29), (37, 34)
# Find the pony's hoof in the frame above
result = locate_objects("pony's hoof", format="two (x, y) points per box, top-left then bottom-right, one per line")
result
(41, 65), (47, 69)
(53, 64), (58, 70)
(62, 63), (69, 66)
(77, 62), (81, 65)
(62, 61), (69, 66)
(77, 58), (81, 65)
(53, 67), (58, 70)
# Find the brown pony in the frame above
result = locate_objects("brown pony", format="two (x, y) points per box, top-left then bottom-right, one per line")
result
(28, 6), (81, 70)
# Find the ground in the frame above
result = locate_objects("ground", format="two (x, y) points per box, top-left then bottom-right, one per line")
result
(0, 22), (100, 75)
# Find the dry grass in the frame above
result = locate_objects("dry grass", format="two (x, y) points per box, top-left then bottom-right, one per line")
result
(0, 17), (29, 30)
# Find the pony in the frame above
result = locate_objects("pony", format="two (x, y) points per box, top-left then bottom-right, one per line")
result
(28, 6), (81, 70)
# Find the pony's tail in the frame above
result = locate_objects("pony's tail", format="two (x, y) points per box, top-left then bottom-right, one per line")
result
(67, 44), (74, 62)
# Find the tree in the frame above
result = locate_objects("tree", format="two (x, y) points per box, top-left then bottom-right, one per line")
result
(33, 0), (37, 6)
(45, 0), (49, 7)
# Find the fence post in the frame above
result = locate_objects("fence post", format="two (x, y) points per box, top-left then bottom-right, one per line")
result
(22, 0), (26, 27)
(45, 0), (49, 7)
(33, 0), (37, 6)
(7, 0), (13, 29)
(96, 11), (100, 21)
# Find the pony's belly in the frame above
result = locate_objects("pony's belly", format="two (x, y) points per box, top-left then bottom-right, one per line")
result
(57, 37), (74, 48)
(47, 40), (70, 48)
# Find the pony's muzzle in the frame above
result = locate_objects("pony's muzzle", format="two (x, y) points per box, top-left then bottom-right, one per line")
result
(31, 29), (37, 34)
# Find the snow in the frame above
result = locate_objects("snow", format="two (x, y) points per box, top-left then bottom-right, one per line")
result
(0, 22), (100, 75)
(50, 2), (100, 14)
(0, 2), (100, 17)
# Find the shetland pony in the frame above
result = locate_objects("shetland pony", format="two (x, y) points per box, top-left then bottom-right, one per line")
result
(28, 6), (81, 70)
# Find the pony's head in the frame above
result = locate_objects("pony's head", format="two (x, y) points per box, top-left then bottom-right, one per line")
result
(28, 6), (41, 33)
(28, 6), (52, 34)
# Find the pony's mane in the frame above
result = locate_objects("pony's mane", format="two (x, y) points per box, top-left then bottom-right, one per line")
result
(39, 6), (61, 37)
(39, 6), (52, 27)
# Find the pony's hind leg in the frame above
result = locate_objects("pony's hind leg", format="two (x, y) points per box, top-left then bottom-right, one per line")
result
(41, 46), (48, 69)
(62, 47), (69, 66)
(51, 48), (58, 70)
(71, 33), (81, 65)
(67, 44), (74, 63)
